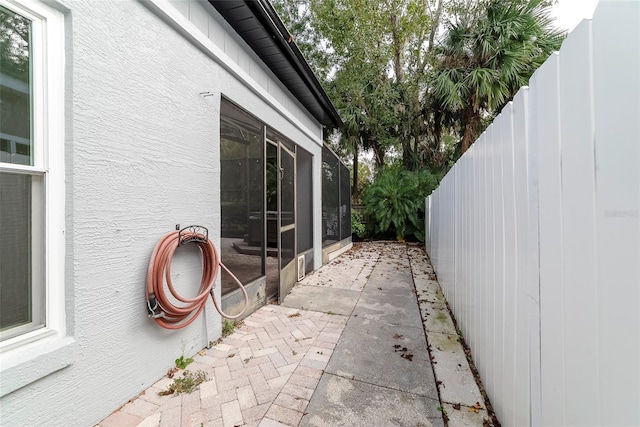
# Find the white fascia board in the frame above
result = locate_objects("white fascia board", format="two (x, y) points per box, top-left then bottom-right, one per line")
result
(141, 0), (323, 145)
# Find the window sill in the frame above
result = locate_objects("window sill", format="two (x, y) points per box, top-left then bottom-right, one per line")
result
(0, 334), (75, 397)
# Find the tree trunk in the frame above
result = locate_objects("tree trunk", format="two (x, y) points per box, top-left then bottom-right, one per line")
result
(352, 142), (359, 199)
(427, 0), (444, 54)
(461, 107), (480, 155)
(373, 145), (386, 169)
(461, 122), (474, 154)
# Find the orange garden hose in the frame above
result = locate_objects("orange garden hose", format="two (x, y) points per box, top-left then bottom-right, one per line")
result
(145, 230), (248, 329)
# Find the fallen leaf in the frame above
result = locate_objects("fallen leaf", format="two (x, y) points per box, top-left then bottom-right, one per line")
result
(228, 353), (235, 358)
(469, 402), (483, 413)
(452, 403), (461, 410)
(167, 367), (178, 378)
(288, 312), (302, 318)
(198, 349), (206, 356)
(393, 334), (404, 339)
(401, 353), (414, 361)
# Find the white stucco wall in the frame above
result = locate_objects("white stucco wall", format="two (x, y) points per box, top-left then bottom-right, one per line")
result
(167, 0), (322, 137)
(0, 0), (325, 425)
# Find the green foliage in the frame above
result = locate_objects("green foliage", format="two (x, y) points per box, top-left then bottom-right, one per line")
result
(175, 355), (193, 369)
(361, 167), (439, 240)
(431, 0), (564, 154)
(351, 210), (366, 238)
(222, 319), (235, 338)
(272, 0), (565, 171)
(274, 0), (443, 170)
(159, 370), (207, 396)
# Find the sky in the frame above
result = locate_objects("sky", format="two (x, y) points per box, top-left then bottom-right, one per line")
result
(551, 0), (601, 32)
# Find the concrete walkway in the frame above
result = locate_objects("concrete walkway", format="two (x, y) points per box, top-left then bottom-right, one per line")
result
(98, 242), (491, 427)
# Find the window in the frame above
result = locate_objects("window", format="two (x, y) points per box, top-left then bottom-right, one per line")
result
(0, 0), (64, 346)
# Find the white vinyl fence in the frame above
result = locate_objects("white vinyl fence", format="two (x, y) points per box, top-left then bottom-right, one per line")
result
(426, 1), (639, 425)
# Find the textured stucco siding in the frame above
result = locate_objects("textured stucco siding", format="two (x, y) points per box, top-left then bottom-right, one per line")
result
(167, 0), (322, 136)
(0, 0), (323, 425)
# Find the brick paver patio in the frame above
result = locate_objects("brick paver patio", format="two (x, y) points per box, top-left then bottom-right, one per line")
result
(98, 306), (346, 427)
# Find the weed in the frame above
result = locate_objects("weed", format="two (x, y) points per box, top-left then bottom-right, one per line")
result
(222, 319), (235, 338)
(175, 355), (193, 369)
(327, 311), (334, 315)
(159, 370), (207, 396)
(292, 350), (298, 355)
(243, 356), (253, 364)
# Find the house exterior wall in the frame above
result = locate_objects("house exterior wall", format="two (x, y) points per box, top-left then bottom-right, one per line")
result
(167, 0), (321, 138)
(0, 0), (325, 425)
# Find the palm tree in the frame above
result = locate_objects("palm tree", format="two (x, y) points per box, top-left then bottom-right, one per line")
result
(431, 0), (564, 154)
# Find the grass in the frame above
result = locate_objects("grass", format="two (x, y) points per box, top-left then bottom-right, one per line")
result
(222, 319), (235, 338)
(159, 370), (207, 396)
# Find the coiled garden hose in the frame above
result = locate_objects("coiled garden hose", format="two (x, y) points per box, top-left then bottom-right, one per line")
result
(145, 230), (248, 329)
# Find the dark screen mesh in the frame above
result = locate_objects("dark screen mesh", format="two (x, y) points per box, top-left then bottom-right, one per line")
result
(322, 146), (340, 246)
(220, 100), (264, 293)
(340, 163), (351, 240)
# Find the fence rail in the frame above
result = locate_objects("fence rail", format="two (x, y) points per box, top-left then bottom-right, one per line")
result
(426, 2), (639, 425)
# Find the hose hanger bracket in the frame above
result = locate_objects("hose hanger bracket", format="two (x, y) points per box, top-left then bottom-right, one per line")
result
(176, 224), (208, 245)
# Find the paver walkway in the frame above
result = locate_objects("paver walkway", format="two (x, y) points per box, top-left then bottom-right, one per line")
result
(99, 242), (491, 427)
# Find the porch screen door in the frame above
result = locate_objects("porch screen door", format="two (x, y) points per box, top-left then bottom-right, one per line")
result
(278, 144), (296, 301)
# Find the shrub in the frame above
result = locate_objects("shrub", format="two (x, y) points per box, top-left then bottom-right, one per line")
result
(351, 210), (366, 238)
(361, 167), (439, 241)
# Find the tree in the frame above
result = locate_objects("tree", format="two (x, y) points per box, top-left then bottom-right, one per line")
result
(273, 0), (444, 175)
(271, 0), (564, 176)
(431, 0), (564, 154)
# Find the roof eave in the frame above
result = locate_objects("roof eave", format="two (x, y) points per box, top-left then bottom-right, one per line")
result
(209, 0), (342, 129)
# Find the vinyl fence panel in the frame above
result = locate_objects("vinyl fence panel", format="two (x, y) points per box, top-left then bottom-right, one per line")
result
(426, 1), (640, 425)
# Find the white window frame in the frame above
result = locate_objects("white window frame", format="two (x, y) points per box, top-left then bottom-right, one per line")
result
(0, 0), (65, 355)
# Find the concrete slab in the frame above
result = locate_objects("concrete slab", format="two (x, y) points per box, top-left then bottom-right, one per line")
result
(428, 332), (484, 407)
(299, 256), (374, 292)
(301, 374), (444, 427)
(363, 267), (415, 295)
(421, 302), (457, 335)
(352, 288), (423, 328)
(325, 316), (438, 398)
(414, 278), (446, 304)
(442, 403), (490, 427)
(281, 285), (360, 316)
